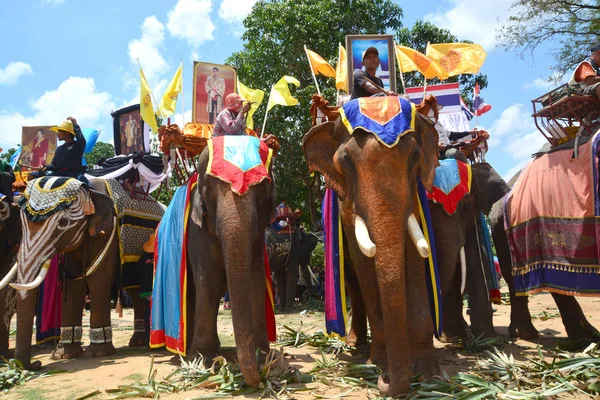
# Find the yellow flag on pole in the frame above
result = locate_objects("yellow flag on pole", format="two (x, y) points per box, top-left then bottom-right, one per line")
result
(237, 79), (264, 130)
(267, 76), (300, 111)
(305, 48), (336, 78)
(395, 45), (444, 80)
(140, 68), (159, 133)
(425, 43), (487, 79)
(336, 44), (348, 92)
(157, 65), (182, 117)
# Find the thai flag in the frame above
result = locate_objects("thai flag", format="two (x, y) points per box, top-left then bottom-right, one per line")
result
(473, 82), (492, 116)
(406, 82), (462, 113)
(460, 96), (474, 121)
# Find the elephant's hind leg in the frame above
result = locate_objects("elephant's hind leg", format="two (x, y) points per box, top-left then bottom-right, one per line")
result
(552, 294), (600, 342)
(52, 279), (85, 360)
(84, 265), (116, 358)
(126, 287), (148, 347)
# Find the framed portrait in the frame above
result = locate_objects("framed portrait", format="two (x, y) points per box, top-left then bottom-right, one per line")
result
(20, 126), (57, 172)
(111, 104), (148, 156)
(192, 62), (237, 125)
(345, 34), (396, 95)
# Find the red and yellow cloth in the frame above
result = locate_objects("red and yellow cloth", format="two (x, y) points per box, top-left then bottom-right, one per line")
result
(427, 159), (472, 215)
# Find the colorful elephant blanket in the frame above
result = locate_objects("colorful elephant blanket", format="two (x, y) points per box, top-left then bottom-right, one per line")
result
(103, 179), (165, 288)
(207, 135), (273, 195)
(151, 173), (276, 355)
(339, 96), (416, 148)
(504, 131), (600, 296)
(19, 177), (86, 222)
(427, 159), (472, 215)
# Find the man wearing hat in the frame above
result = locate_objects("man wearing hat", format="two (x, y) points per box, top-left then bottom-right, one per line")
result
(211, 93), (251, 137)
(39, 116), (87, 178)
(351, 46), (396, 99)
(569, 45), (600, 100)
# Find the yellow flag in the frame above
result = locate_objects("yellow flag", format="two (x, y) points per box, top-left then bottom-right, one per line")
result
(425, 43), (487, 80)
(157, 65), (182, 117)
(267, 76), (300, 111)
(336, 44), (348, 92)
(140, 68), (159, 134)
(237, 79), (264, 130)
(395, 45), (444, 80)
(305, 47), (336, 78)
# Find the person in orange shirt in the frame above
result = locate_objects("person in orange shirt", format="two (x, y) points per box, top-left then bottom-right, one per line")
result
(569, 45), (600, 99)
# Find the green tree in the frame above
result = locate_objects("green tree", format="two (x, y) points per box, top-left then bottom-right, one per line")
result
(395, 20), (488, 108)
(496, 0), (600, 77)
(0, 148), (18, 165)
(227, 0), (403, 228)
(85, 142), (115, 167)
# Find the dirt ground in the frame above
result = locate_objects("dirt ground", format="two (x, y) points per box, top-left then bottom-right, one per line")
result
(5, 292), (600, 399)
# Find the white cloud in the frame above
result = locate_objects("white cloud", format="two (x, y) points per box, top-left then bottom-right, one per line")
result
(0, 62), (33, 85)
(425, 0), (512, 48)
(128, 16), (167, 85)
(167, 0), (215, 48)
(218, 0), (258, 23)
(0, 77), (115, 147)
(523, 71), (568, 90)
(171, 110), (193, 127)
(41, 0), (65, 6)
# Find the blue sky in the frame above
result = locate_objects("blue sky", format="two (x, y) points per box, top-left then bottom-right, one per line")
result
(0, 0), (563, 179)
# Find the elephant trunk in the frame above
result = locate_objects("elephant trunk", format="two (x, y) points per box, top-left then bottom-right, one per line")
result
(14, 286), (41, 371)
(368, 211), (411, 396)
(217, 199), (261, 388)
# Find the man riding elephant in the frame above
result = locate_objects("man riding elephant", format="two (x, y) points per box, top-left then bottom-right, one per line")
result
(35, 117), (87, 180)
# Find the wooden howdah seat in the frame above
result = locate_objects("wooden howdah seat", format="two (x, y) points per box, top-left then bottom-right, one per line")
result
(532, 84), (600, 147)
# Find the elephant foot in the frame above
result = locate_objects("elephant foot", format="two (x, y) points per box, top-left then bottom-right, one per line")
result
(367, 344), (387, 370)
(471, 325), (499, 340)
(509, 321), (539, 340)
(564, 319), (600, 342)
(128, 332), (149, 347)
(439, 331), (463, 344)
(52, 343), (84, 360)
(20, 359), (42, 371)
(346, 329), (368, 348)
(412, 353), (439, 381)
(84, 343), (116, 358)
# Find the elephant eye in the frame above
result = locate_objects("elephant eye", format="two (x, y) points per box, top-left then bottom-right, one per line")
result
(58, 217), (69, 228)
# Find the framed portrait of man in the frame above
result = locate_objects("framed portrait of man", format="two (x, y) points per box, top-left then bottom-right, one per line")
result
(20, 126), (57, 172)
(111, 104), (148, 156)
(346, 34), (396, 95)
(192, 62), (237, 125)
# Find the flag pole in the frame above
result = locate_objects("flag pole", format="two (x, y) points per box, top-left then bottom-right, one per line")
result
(304, 45), (321, 96)
(180, 58), (185, 126)
(261, 98), (270, 139)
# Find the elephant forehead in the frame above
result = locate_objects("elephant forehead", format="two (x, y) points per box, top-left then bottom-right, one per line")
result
(340, 96), (416, 148)
(19, 177), (87, 222)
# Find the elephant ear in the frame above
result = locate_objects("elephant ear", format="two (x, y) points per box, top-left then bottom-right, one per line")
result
(190, 150), (209, 228)
(88, 190), (116, 237)
(413, 113), (440, 192)
(303, 120), (347, 199)
(471, 163), (511, 214)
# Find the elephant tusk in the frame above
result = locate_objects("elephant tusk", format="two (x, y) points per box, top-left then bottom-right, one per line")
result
(408, 214), (429, 258)
(354, 215), (376, 258)
(10, 260), (50, 291)
(0, 262), (18, 290)
(460, 247), (467, 295)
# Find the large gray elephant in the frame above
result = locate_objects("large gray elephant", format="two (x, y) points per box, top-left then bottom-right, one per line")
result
(186, 137), (277, 388)
(490, 171), (600, 341)
(303, 98), (441, 396)
(266, 226), (320, 310)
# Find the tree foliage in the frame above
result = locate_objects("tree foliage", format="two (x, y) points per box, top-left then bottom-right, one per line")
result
(395, 21), (488, 108)
(496, 0), (600, 77)
(85, 141), (115, 167)
(227, 0), (403, 228)
(0, 148), (17, 165)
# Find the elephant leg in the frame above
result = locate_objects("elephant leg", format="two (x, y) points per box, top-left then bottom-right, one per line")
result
(0, 286), (15, 358)
(440, 266), (468, 343)
(15, 289), (41, 370)
(552, 294), (600, 341)
(406, 249), (438, 380)
(250, 241), (269, 353)
(126, 287), (148, 347)
(345, 260), (368, 349)
(284, 260), (297, 312)
(52, 279), (85, 360)
(465, 232), (497, 339)
(275, 270), (287, 310)
(188, 264), (225, 361)
(491, 220), (538, 339)
(84, 264), (116, 358)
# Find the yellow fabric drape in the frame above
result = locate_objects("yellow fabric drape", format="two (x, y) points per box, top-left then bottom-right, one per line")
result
(305, 47), (336, 78)
(157, 65), (182, 118)
(425, 43), (487, 79)
(395, 45), (444, 80)
(267, 76), (300, 111)
(336, 44), (348, 93)
(140, 68), (159, 133)
(237, 79), (265, 130)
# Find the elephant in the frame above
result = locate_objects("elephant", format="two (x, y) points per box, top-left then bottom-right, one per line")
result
(266, 226), (320, 310)
(186, 138), (276, 388)
(0, 198), (21, 357)
(490, 172), (600, 342)
(303, 99), (441, 396)
(8, 176), (119, 370)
